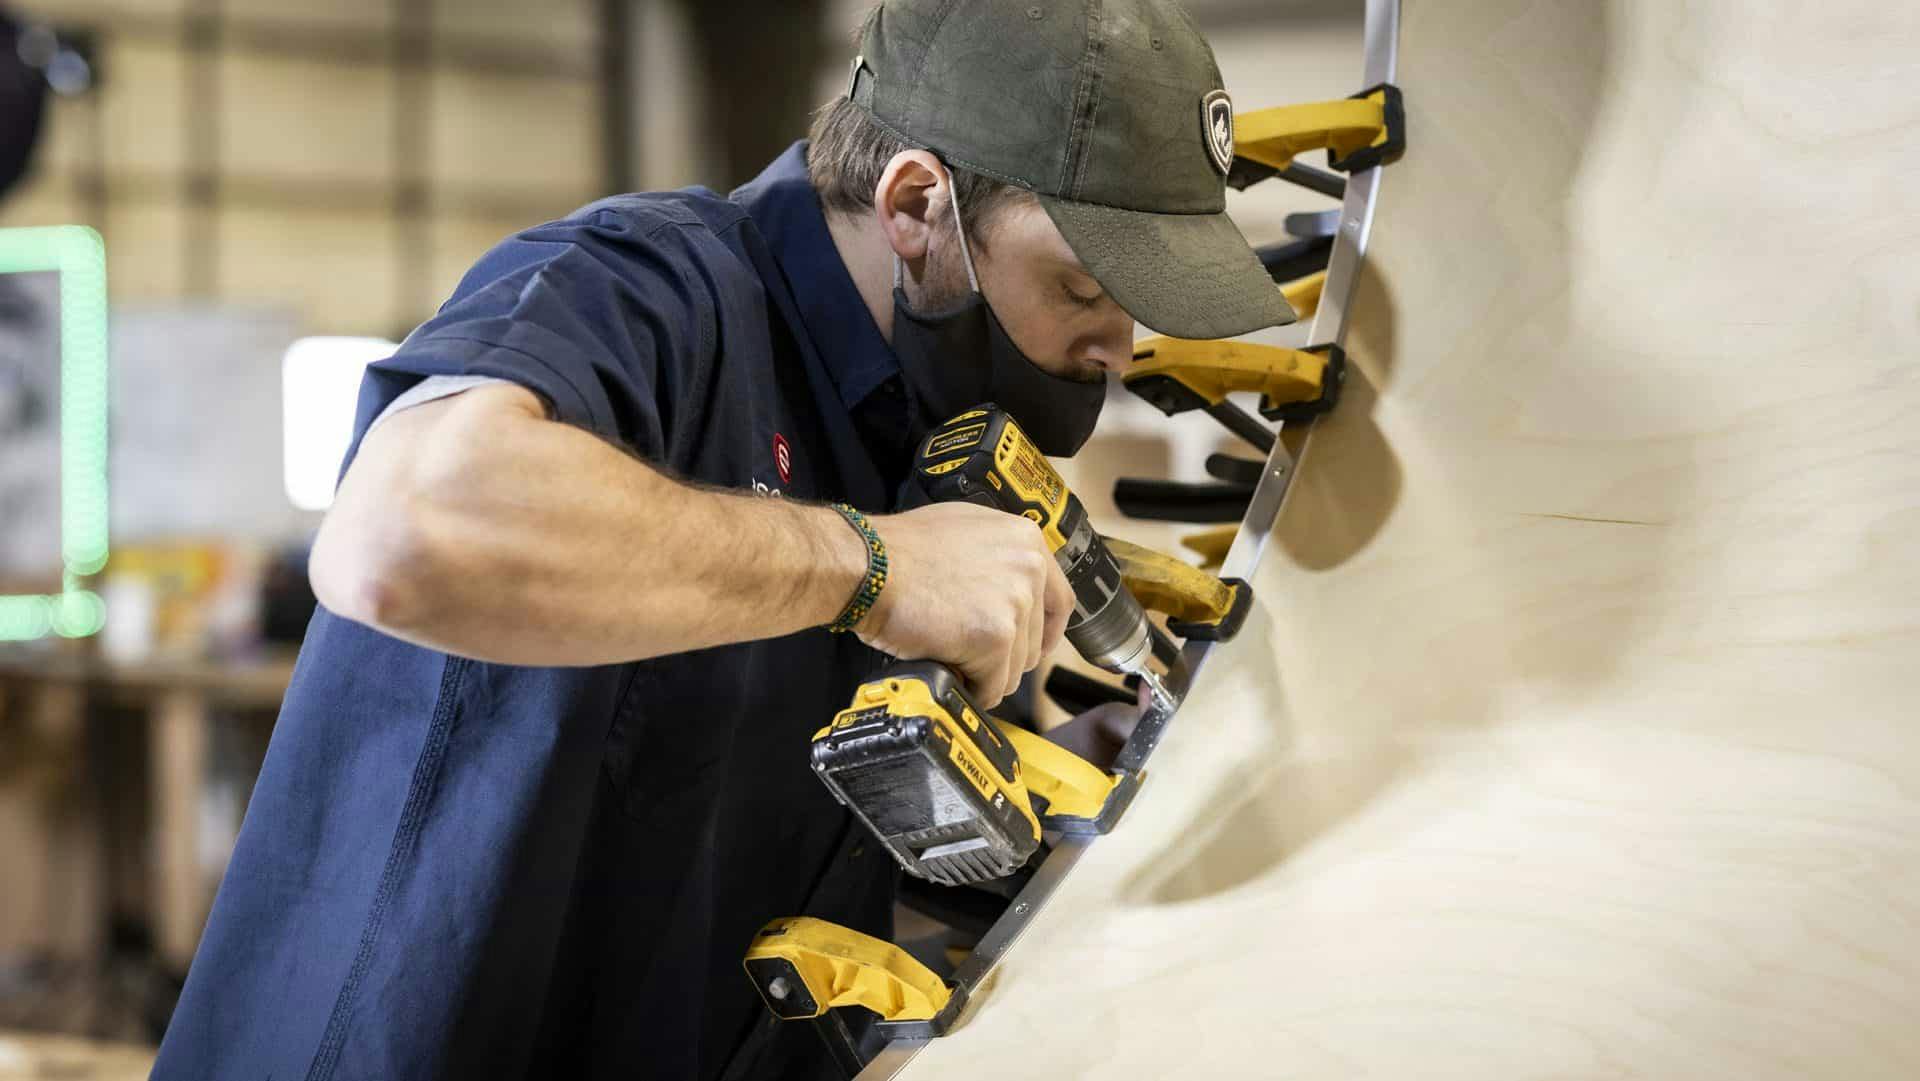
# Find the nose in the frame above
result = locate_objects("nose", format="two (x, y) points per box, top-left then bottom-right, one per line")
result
(1079, 311), (1137, 374)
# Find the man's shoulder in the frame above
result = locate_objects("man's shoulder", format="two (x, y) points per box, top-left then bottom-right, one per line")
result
(563, 186), (753, 248)
(446, 186), (762, 313)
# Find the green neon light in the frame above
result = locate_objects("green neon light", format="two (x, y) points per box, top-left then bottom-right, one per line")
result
(0, 226), (109, 641)
(0, 596), (52, 641)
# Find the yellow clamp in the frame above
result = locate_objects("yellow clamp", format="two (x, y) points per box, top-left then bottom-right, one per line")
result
(1181, 525), (1238, 571)
(1235, 84), (1406, 174)
(744, 916), (951, 1023)
(1126, 335), (1343, 422)
(1281, 269), (1326, 321)
(1108, 537), (1253, 642)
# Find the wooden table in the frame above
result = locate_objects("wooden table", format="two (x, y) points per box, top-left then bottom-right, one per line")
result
(0, 647), (295, 973)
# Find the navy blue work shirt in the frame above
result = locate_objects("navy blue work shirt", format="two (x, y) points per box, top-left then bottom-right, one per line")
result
(155, 143), (914, 1081)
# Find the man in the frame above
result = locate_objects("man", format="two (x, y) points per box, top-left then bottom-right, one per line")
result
(154, 1), (1294, 1077)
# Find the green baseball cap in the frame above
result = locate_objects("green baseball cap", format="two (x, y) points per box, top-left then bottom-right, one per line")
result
(844, 0), (1296, 340)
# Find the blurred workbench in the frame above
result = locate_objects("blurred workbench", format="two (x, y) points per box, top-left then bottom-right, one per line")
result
(0, 645), (295, 977)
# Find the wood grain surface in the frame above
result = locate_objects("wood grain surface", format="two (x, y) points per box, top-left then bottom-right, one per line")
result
(897, 1), (1920, 1077)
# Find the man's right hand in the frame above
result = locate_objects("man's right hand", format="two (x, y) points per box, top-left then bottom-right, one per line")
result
(854, 503), (1074, 708)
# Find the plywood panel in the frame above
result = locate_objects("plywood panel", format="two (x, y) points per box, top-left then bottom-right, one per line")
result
(426, 65), (600, 199)
(894, 1), (1920, 1078)
(218, 50), (396, 185)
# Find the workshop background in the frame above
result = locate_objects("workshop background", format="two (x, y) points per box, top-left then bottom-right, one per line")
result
(0, 0), (1354, 1074)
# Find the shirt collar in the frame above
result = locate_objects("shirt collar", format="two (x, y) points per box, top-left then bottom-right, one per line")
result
(731, 141), (899, 412)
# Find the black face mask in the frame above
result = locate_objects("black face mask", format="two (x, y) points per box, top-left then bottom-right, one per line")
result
(888, 168), (1107, 457)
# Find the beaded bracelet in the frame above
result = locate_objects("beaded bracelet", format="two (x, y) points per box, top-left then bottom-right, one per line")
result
(826, 503), (888, 633)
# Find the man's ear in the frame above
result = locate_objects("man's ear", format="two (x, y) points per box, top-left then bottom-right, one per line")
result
(873, 150), (949, 266)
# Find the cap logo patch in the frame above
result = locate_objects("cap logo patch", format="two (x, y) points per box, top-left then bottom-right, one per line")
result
(1201, 89), (1234, 176)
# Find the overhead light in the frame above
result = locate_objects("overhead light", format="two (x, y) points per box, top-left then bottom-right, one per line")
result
(282, 336), (395, 512)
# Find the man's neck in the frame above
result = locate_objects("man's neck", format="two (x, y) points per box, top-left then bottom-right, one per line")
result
(824, 209), (897, 346)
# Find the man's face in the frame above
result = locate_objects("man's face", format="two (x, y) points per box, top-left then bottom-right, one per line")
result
(913, 200), (1136, 381)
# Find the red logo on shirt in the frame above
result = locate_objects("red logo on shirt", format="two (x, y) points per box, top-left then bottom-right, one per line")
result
(773, 433), (792, 484)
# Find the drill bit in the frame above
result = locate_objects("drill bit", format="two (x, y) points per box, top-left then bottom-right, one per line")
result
(1134, 668), (1176, 714)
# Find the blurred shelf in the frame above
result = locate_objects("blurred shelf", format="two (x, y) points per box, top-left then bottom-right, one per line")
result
(0, 648), (296, 709)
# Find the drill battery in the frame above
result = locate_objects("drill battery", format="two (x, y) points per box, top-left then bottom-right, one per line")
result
(811, 661), (1042, 886)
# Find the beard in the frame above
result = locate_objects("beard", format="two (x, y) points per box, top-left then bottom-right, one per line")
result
(902, 220), (979, 313)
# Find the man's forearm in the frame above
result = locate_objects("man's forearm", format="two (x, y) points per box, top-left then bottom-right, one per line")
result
(311, 386), (867, 666)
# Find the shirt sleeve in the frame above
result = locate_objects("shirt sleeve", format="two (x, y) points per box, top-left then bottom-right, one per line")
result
(363, 374), (520, 438)
(341, 206), (718, 474)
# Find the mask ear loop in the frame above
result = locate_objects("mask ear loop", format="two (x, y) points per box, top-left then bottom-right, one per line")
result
(941, 161), (982, 293)
(893, 160), (981, 295)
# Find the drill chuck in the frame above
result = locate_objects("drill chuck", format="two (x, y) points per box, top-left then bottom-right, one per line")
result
(1056, 515), (1154, 674)
(1074, 596), (1154, 674)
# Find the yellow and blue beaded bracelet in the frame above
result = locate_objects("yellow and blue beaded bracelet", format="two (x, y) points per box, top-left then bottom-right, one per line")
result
(827, 502), (888, 633)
